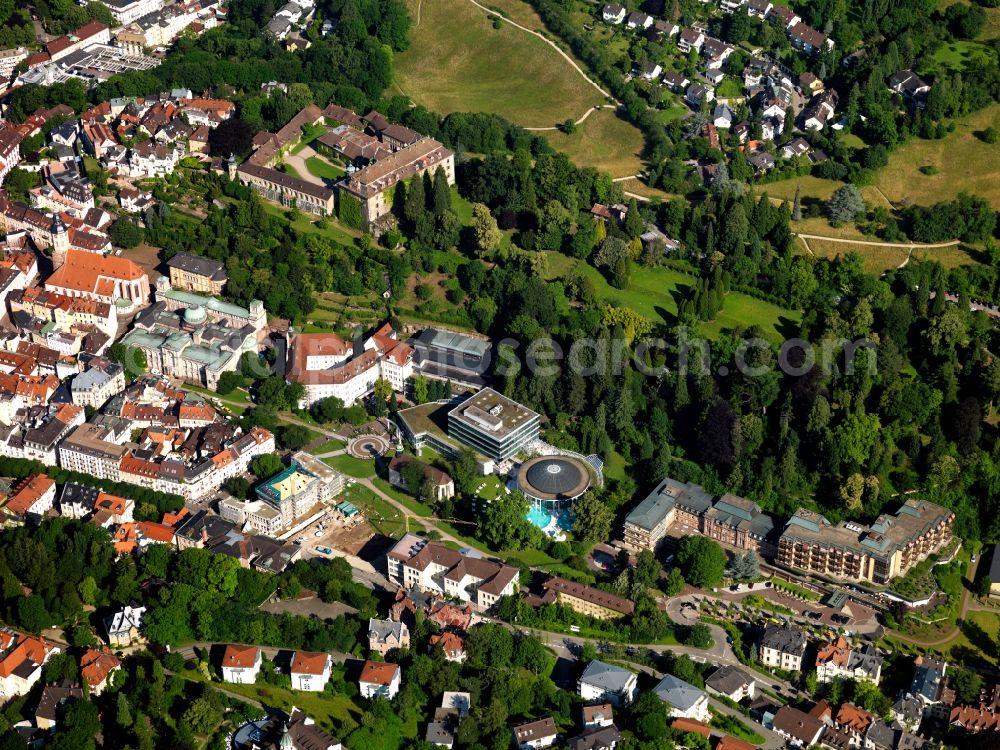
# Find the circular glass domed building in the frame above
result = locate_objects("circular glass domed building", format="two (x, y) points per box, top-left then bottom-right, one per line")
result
(516, 456), (592, 512)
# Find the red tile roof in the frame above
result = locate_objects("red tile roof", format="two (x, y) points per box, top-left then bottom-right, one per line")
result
(291, 650), (329, 675)
(222, 644), (260, 669)
(360, 660), (399, 686)
(671, 718), (711, 738)
(6, 475), (54, 515)
(80, 648), (120, 687)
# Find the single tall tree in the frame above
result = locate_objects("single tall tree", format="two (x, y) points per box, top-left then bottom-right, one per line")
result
(432, 166), (451, 215)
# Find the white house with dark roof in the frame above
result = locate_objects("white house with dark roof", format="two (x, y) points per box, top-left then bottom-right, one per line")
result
(705, 665), (755, 701)
(601, 4), (626, 23)
(511, 716), (557, 750)
(579, 661), (638, 706)
(760, 623), (807, 670)
(653, 674), (710, 721)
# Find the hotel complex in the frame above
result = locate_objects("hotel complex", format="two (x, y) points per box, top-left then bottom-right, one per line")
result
(775, 500), (954, 585)
(623, 476), (954, 584)
(623, 477), (777, 556)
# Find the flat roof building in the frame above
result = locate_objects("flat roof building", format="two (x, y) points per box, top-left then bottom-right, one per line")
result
(447, 388), (540, 463)
(411, 328), (491, 388)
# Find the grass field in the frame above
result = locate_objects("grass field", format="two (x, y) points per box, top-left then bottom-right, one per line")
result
(395, 0), (605, 128)
(545, 253), (800, 341)
(543, 108), (647, 177)
(922, 39), (997, 76)
(323, 454), (377, 478)
(940, 610), (1000, 667)
(618, 178), (677, 202)
(305, 155), (345, 181)
(874, 103), (1000, 209)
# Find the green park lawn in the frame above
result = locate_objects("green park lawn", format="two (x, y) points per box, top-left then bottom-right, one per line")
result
(305, 155), (346, 181)
(322, 454), (377, 478)
(395, 0), (605, 129)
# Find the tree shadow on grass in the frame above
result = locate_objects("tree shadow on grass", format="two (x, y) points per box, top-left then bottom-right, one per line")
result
(959, 618), (998, 661)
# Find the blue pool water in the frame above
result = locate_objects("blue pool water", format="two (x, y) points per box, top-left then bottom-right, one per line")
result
(524, 507), (575, 533)
(525, 505), (551, 529)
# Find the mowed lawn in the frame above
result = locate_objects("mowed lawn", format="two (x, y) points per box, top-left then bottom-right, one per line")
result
(874, 103), (1000, 209)
(395, 0), (604, 128)
(546, 253), (800, 341)
(543, 108), (647, 177)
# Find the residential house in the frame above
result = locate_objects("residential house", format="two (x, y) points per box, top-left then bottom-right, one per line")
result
(733, 121), (751, 143)
(834, 702), (875, 741)
(685, 83), (715, 107)
(511, 716), (558, 750)
(799, 72), (824, 94)
(702, 37), (734, 67)
(566, 725), (622, 750)
(601, 4), (626, 23)
(79, 648), (121, 695)
(428, 632), (466, 662)
(789, 23), (833, 53)
(221, 644), (262, 684)
(388, 456), (455, 501)
(892, 693), (923, 732)
(888, 70), (931, 101)
(640, 62), (662, 80)
(35, 683), (83, 729)
(747, 0), (772, 16)
(720, 0), (745, 13)
(368, 618), (410, 656)
(359, 660), (401, 699)
(385, 535), (519, 610)
(705, 665), (755, 702)
(801, 90), (839, 131)
(118, 187), (155, 213)
(104, 605), (145, 647)
(582, 704), (614, 729)
(769, 4), (801, 28)
(4, 474), (56, 519)
(626, 11), (653, 29)
(748, 151), (776, 172)
(291, 650), (332, 691)
(653, 674), (711, 722)
(0, 629), (58, 698)
(578, 661), (638, 706)
(909, 655), (948, 716)
(72, 359), (125, 409)
(772, 706), (825, 747)
(713, 104), (736, 128)
(760, 623), (807, 671)
(780, 136), (811, 159)
(816, 638), (883, 683)
(662, 72), (690, 91)
(716, 738), (756, 750)
(989, 545), (1000, 600)
(677, 28), (705, 53)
